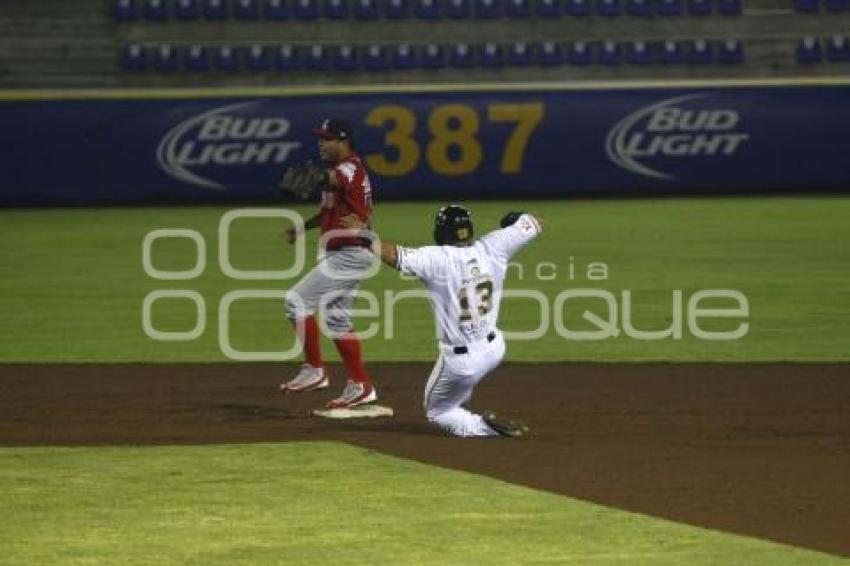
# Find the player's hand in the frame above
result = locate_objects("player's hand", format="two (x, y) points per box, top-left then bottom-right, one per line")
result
(284, 226), (300, 244)
(340, 214), (364, 231)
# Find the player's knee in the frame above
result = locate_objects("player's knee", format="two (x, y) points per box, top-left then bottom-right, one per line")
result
(284, 291), (309, 320)
(325, 314), (352, 336)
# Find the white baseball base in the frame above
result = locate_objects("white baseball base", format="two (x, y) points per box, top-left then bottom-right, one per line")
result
(313, 404), (394, 419)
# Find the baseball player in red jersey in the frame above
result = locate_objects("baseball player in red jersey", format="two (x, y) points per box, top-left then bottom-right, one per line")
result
(280, 117), (377, 409)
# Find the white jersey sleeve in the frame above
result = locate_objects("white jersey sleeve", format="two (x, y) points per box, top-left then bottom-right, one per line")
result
(396, 245), (442, 280)
(479, 213), (542, 265)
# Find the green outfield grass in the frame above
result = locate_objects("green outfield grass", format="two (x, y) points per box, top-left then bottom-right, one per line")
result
(1, 197), (849, 362)
(0, 442), (838, 565)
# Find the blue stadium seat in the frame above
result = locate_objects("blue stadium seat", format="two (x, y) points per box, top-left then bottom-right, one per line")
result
(245, 44), (271, 70)
(363, 44), (390, 69)
(120, 44), (147, 70)
(507, 41), (534, 66)
(450, 43), (476, 67)
(479, 43), (504, 67)
(537, 41), (563, 65)
(212, 45), (239, 71)
(294, 0), (320, 18)
(421, 44), (446, 68)
(446, 0), (471, 17)
(414, 0), (441, 18)
(324, 0), (350, 17)
(333, 45), (359, 70)
(113, 0), (138, 21)
(827, 35), (850, 60)
(825, 0), (850, 11)
(477, 0), (504, 17)
(717, 0), (741, 15)
(687, 39), (713, 63)
(626, 0), (651, 16)
(143, 0), (170, 21)
(275, 44), (302, 70)
(568, 40), (594, 65)
(656, 0), (681, 15)
(152, 44), (179, 72)
(717, 39), (744, 63)
(353, 0), (380, 18)
(264, 0), (290, 18)
(235, 0), (261, 18)
(506, 0), (532, 17)
(536, 0), (562, 16)
(305, 44), (332, 69)
(564, 0), (590, 15)
(596, 0), (621, 16)
(627, 40), (653, 64)
(686, 0), (711, 15)
(393, 44), (418, 68)
(796, 36), (822, 63)
(658, 39), (684, 63)
(793, 0), (819, 12)
(597, 40), (622, 65)
(174, 0), (201, 19)
(203, 0), (230, 19)
(384, 0), (411, 17)
(184, 44), (210, 70)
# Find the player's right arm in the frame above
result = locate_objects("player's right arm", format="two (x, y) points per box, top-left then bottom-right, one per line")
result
(340, 215), (434, 276)
(285, 213), (321, 244)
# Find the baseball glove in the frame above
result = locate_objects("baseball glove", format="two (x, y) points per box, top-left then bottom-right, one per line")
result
(500, 211), (525, 228)
(278, 161), (330, 200)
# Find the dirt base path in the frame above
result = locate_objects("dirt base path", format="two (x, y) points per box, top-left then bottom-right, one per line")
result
(1, 362), (848, 557)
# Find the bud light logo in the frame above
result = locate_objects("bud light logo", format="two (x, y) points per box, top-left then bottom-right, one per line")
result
(605, 93), (750, 180)
(156, 101), (302, 190)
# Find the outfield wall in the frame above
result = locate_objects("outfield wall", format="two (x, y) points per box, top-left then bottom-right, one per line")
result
(2, 80), (849, 205)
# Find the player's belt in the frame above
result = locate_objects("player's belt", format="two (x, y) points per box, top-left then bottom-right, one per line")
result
(326, 237), (372, 252)
(453, 331), (496, 355)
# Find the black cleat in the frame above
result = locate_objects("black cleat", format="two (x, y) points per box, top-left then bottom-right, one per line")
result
(483, 411), (529, 438)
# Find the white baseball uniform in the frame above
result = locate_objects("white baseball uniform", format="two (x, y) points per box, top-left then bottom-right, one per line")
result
(396, 214), (542, 437)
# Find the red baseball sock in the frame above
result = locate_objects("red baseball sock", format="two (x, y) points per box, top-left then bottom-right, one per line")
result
(293, 316), (323, 368)
(333, 332), (370, 384)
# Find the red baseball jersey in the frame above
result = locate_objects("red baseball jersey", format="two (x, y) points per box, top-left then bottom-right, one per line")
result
(319, 153), (373, 249)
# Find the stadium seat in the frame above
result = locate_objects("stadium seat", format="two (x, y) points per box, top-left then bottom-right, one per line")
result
(414, 0), (441, 18)
(686, 0), (711, 15)
(656, 0), (681, 15)
(245, 44), (271, 70)
(263, 0), (290, 18)
(717, 39), (744, 63)
(796, 36), (822, 63)
(363, 44), (390, 69)
(120, 44), (147, 70)
(174, 0), (201, 20)
(687, 39), (713, 63)
(536, 0), (562, 16)
(537, 41), (563, 65)
(353, 0), (380, 18)
(568, 40), (594, 66)
(152, 44), (179, 72)
(203, 0), (230, 19)
(446, 0), (472, 18)
(596, 0), (621, 16)
(507, 41), (534, 66)
(421, 44), (446, 68)
(627, 40), (653, 64)
(212, 45), (239, 71)
(825, 0), (850, 11)
(113, 0), (138, 21)
(384, 0), (411, 17)
(479, 43), (504, 67)
(393, 44), (418, 68)
(717, 0), (741, 15)
(564, 0), (590, 15)
(184, 44), (210, 70)
(626, 0), (651, 16)
(294, 0), (320, 18)
(305, 44), (332, 69)
(324, 0), (350, 17)
(477, 0), (504, 18)
(275, 44), (302, 70)
(827, 34), (850, 61)
(143, 0), (170, 21)
(506, 0), (532, 17)
(597, 40), (622, 65)
(333, 44), (359, 70)
(235, 0), (261, 18)
(450, 43), (477, 67)
(658, 39), (684, 63)
(793, 0), (819, 12)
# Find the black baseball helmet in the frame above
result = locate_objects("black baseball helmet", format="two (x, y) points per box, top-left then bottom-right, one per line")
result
(434, 204), (473, 246)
